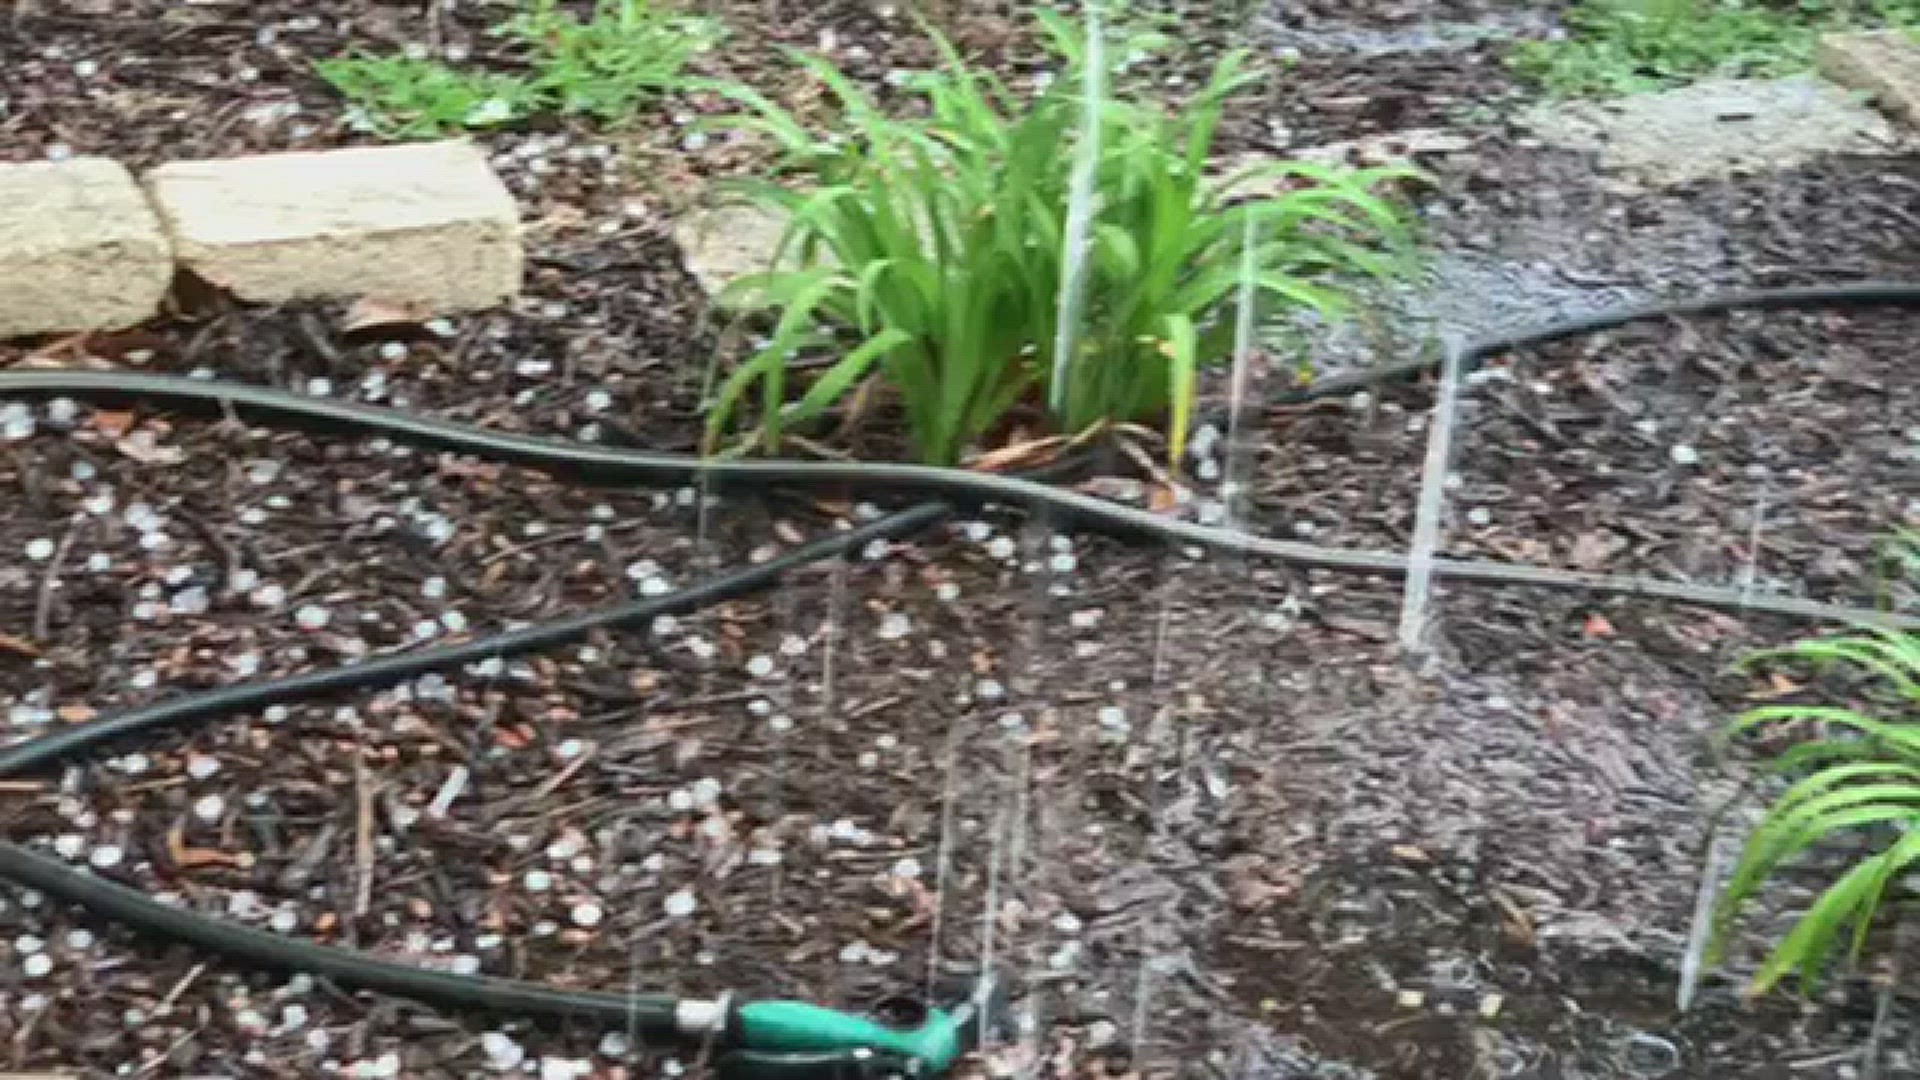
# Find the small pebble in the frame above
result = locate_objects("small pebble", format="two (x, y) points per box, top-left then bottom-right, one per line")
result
(480, 1032), (526, 1071)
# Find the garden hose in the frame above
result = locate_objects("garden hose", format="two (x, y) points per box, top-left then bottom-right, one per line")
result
(2, 281), (1918, 628)
(0, 281), (1916, 1077)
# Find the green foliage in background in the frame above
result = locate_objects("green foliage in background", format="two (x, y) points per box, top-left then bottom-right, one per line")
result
(1512, 0), (1920, 97)
(1712, 532), (1920, 996)
(702, 9), (1417, 466)
(317, 0), (720, 139)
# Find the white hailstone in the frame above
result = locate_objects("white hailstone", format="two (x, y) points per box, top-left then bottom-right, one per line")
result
(412, 620), (439, 641)
(170, 587), (211, 615)
(546, 835), (582, 861)
(305, 377), (332, 396)
(9, 704), (52, 725)
(768, 714), (794, 733)
(651, 615), (679, 636)
(975, 679), (1005, 701)
(378, 342), (408, 361)
(22, 953), (52, 978)
(515, 359), (553, 378)
(124, 504), (163, 531)
(185, 753), (221, 782)
(985, 536), (1016, 560)
(666, 788), (695, 813)
(192, 794), (225, 824)
(270, 909), (299, 933)
(570, 901), (604, 929)
(598, 1031), (633, 1058)
(745, 655), (775, 678)
(540, 1059), (590, 1080)
(691, 777), (722, 808)
(115, 753), (150, 774)
(425, 318), (456, 338)
(264, 705), (290, 724)
(1048, 552), (1077, 574)
(83, 492), (113, 515)
(240, 508), (268, 526)
(449, 955), (481, 975)
(70, 460), (96, 481)
(838, 941), (872, 964)
(639, 576), (672, 598)
(1670, 444), (1700, 466)
(65, 929), (94, 950)
(584, 390), (613, 412)
(858, 751), (879, 769)
(962, 521), (992, 542)
(747, 848), (782, 866)
(1, 402), (35, 440)
(556, 738), (587, 760)
(1195, 459), (1221, 482)
(1070, 609), (1102, 629)
(891, 857), (922, 880)
(421, 576), (447, 600)
(86, 553), (112, 572)
(281, 1003), (309, 1030)
(747, 698), (773, 717)
(523, 870), (553, 893)
(251, 583), (288, 609)
(861, 539), (890, 561)
(1098, 706), (1128, 730)
(52, 834), (85, 859)
(15, 934), (44, 953)
(877, 613), (911, 640)
(480, 1032), (526, 1071)
(663, 887), (697, 918)
(1054, 912), (1084, 933)
(130, 670), (158, 689)
(24, 538), (55, 562)
(294, 605), (331, 630)
(935, 582), (960, 602)
(129, 601), (160, 623)
(306, 1028), (331, 1052)
(229, 568), (259, 593)
(640, 853), (666, 874)
(88, 844), (124, 869)
(1466, 507), (1493, 527)
(687, 638), (717, 660)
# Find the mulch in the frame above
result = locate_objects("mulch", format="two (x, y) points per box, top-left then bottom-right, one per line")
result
(2, 1), (1918, 1078)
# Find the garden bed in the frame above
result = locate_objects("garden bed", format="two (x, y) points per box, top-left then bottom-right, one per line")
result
(2, 2), (1917, 1078)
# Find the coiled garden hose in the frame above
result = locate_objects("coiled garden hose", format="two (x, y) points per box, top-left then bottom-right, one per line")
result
(0, 281), (1916, 1077)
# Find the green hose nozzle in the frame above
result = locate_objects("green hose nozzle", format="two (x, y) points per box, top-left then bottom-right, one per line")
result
(714, 975), (1005, 1080)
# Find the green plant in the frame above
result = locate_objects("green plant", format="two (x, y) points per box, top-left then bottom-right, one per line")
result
(1711, 581), (1920, 996)
(507, 0), (723, 121)
(1511, 0), (1920, 97)
(315, 54), (538, 139)
(701, 10), (1416, 466)
(317, 0), (720, 137)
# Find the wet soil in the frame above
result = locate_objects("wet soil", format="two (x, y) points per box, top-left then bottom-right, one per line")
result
(2, 2), (1918, 1079)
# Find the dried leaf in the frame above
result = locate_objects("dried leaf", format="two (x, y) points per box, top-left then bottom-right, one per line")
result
(341, 296), (434, 334)
(91, 409), (137, 438)
(114, 429), (186, 465)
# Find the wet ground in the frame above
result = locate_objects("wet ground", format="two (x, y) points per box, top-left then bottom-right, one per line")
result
(2, 2), (1918, 1078)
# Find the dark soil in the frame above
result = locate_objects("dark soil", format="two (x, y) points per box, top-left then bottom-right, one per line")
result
(3, 2), (1918, 1079)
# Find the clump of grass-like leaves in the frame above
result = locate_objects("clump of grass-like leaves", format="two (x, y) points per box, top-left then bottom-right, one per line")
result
(1712, 541), (1920, 997)
(317, 0), (720, 139)
(701, 9), (1417, 466)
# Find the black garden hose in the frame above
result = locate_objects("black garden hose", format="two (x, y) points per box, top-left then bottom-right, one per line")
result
(0, 281), (1917, 1042)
